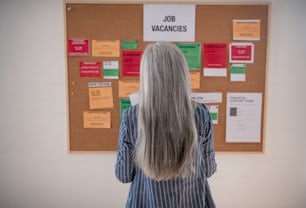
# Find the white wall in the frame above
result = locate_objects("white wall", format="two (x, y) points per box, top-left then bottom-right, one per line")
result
(0, 0), (305, 207)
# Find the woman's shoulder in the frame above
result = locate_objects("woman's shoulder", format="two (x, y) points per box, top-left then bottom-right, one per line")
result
(194, 102), (210, 115)
(122, 104), (138, 121)
(194, 102), (211, 132)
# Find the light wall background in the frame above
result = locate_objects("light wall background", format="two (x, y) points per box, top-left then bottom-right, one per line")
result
(0, 0), (305, 207)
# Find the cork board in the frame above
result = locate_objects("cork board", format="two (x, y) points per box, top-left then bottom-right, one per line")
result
(65, 3), (269, 152)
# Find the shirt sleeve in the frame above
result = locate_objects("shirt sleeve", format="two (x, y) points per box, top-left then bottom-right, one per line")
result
(201, 105), (217, 178)
(115, 109), (135, 183)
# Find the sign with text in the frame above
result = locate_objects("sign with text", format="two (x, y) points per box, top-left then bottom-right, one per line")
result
(143, 4), (195, 42)
(233, 19), (261, 41)
(230, 42), (254, 63)
(67, 39), (90, 56)
(80, 62), (101, 77)
(203, 43), (227, 77)
(122, 50), (142, 76)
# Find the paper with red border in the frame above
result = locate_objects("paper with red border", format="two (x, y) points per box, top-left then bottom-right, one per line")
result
(67, 39), (90, 56)
(229, 42), (254, 63)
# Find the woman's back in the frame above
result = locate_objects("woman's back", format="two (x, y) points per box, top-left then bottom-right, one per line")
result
(116, 103), (216, 207)
(115, 42), (216, 207)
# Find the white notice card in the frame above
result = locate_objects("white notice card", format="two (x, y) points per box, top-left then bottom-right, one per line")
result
(143, 4), (195, 42)
(191, 92), (222, 104)
(226, 93), (262, 143)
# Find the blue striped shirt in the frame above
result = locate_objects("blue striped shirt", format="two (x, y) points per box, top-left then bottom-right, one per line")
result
(115, 103), (217, 208)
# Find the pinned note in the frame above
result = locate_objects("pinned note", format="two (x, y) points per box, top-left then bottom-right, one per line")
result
(122, 51), (142, 76)
(203, 43), (227, 77)
(177, 43), (201, 70)
(118, 80), (139, 98)
(88, 85), (114, 109)
(83, 111), (111, 128)
(189, 71), (200, 89)
(92, 40), (120, 57)
(230, 64), (246, 82)
(103, 61), (119, 79)
(233, 19), (261, 41)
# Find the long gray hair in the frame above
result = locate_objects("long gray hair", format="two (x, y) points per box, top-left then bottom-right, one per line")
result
(136, 41), (198, 181)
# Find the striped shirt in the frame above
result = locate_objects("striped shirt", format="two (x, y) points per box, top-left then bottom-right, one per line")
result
(115, 103), (217, 208)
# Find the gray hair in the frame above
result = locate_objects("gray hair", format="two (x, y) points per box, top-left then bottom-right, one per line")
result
(136, 41), (197, 181)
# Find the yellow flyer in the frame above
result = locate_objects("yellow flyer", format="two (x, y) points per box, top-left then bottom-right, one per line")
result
(83, 111), (111, 128)
(233, 19), (261, 41)
(118, 80), (139, 98)
(92, 40), (120, 57)
(189, 71), (200, 89)
(89, 87), (114, 109)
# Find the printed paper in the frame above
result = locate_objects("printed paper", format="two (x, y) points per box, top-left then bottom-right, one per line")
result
(88, 86), (113, 109)
(122, 51), (142, 76)
(203, 43), (227, 77)
(189, 71), (200, 89)
(229, 42), (254, 63)
(92, 40), (120, 57)
(80, 62), (101, 77)
(121, 40), (138, 49)
(88, 82), (111, 88)
(119, 98), (131, 120)
(226, 92), (262, 143)
(103, 61), (119, 79)
(191, 92), (222, 104)
(143, 4), (195, 42)
(177, 43), (201, 70)
(68, 39), (90, 56)
(230, 64), (246, 82)
(83, 111), (111, 128)
(233, 19), (261, 41)
(118, 80), (139, 98)
(207, 105), (219, 124)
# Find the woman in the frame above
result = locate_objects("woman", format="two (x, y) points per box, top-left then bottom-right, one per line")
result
(115, 41), (217, 207)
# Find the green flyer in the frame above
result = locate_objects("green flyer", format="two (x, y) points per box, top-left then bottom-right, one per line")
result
(120, 98), (131, 120)
(121, 40), (138, 49)
(176, 43), (201, 70)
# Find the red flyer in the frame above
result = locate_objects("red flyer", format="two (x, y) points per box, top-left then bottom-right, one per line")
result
(203, 43), (227, 77)
(68, 39), (90, 56)
(121, 51), (143, 77)
(230, 42), (254, 63)
(203, 43), (227, 68)
(80, 62), (101, 77)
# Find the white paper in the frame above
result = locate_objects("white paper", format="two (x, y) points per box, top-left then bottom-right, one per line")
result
(225, 92), (262, 143)
(129, 92), (140, 106)
(103, 60), (118, 69)
(231, 73), (246, 82)
(88, 82), (111, 88)
(143, 4), (195, 42)
(204, 68), (227, 77)
(191, 93), (222, 104)
(128, 92), (222, 106)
